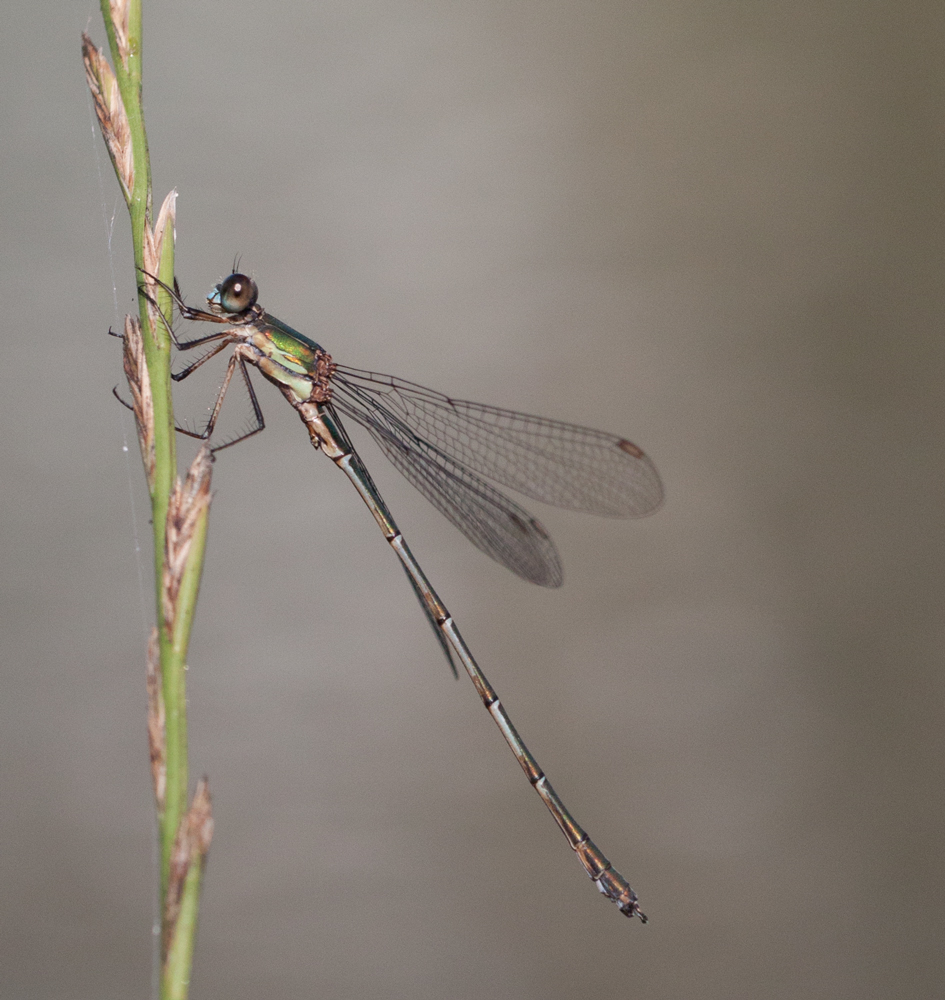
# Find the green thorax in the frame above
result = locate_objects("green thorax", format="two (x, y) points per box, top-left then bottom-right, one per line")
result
(255, 313), (326, 377)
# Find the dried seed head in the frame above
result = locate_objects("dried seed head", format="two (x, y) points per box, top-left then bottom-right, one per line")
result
(189, 778), (214, 858)
(162, 446), (213, 637)
(146, 628), (166, 814)
(107, 0), (133, 67)
(142, 190), (178, 335)
(81, 34), (134, 203)
(120, 314), (155, 488)
(162, 778), (214, 963)
(143, 189), (177, 281)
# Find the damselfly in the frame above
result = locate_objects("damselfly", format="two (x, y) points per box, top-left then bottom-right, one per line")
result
(142, 270), (663, 921)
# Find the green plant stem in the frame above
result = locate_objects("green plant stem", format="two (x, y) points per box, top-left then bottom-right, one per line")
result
(95, 2), (208, 996)
(163, 863), (206, 1000)
(97, 0), (182, 871)
(98, 0), (177, 563)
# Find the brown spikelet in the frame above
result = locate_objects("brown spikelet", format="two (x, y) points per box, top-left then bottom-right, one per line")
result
(162, 778), (214, 963)
(81, 34), (134, 203)
(120, 314), (155, 488)
(107, 0), (133, 67)
(146, 628), (166, 814)
(141, 191), (179, 337)
(143, 190), (178, 283)
(162, 447), (213, 637)
(188, 779), (214, 858)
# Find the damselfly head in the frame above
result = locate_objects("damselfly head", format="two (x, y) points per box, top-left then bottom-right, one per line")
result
(208, 273), (258, 315)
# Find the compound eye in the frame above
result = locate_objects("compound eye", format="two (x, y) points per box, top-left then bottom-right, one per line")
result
(216, 273), (258, 313)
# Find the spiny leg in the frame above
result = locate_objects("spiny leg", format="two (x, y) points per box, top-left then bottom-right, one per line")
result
(171, 336), (240, 382)
(110, 358), (263, 449)
(305, 403), (646, 921)
(207, 355), (266, 453)
(174, 346), (266, 451)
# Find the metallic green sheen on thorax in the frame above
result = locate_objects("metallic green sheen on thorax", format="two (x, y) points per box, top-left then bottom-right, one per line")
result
(248, 314), (329, 403)
(256, 314), (325, 375)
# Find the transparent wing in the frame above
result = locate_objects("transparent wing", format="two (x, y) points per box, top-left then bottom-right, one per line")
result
(327, 394), (563, 587)
(333, 366), (663, 518)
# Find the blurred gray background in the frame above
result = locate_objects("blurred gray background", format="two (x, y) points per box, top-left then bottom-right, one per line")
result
(2, 1), (943, 997)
